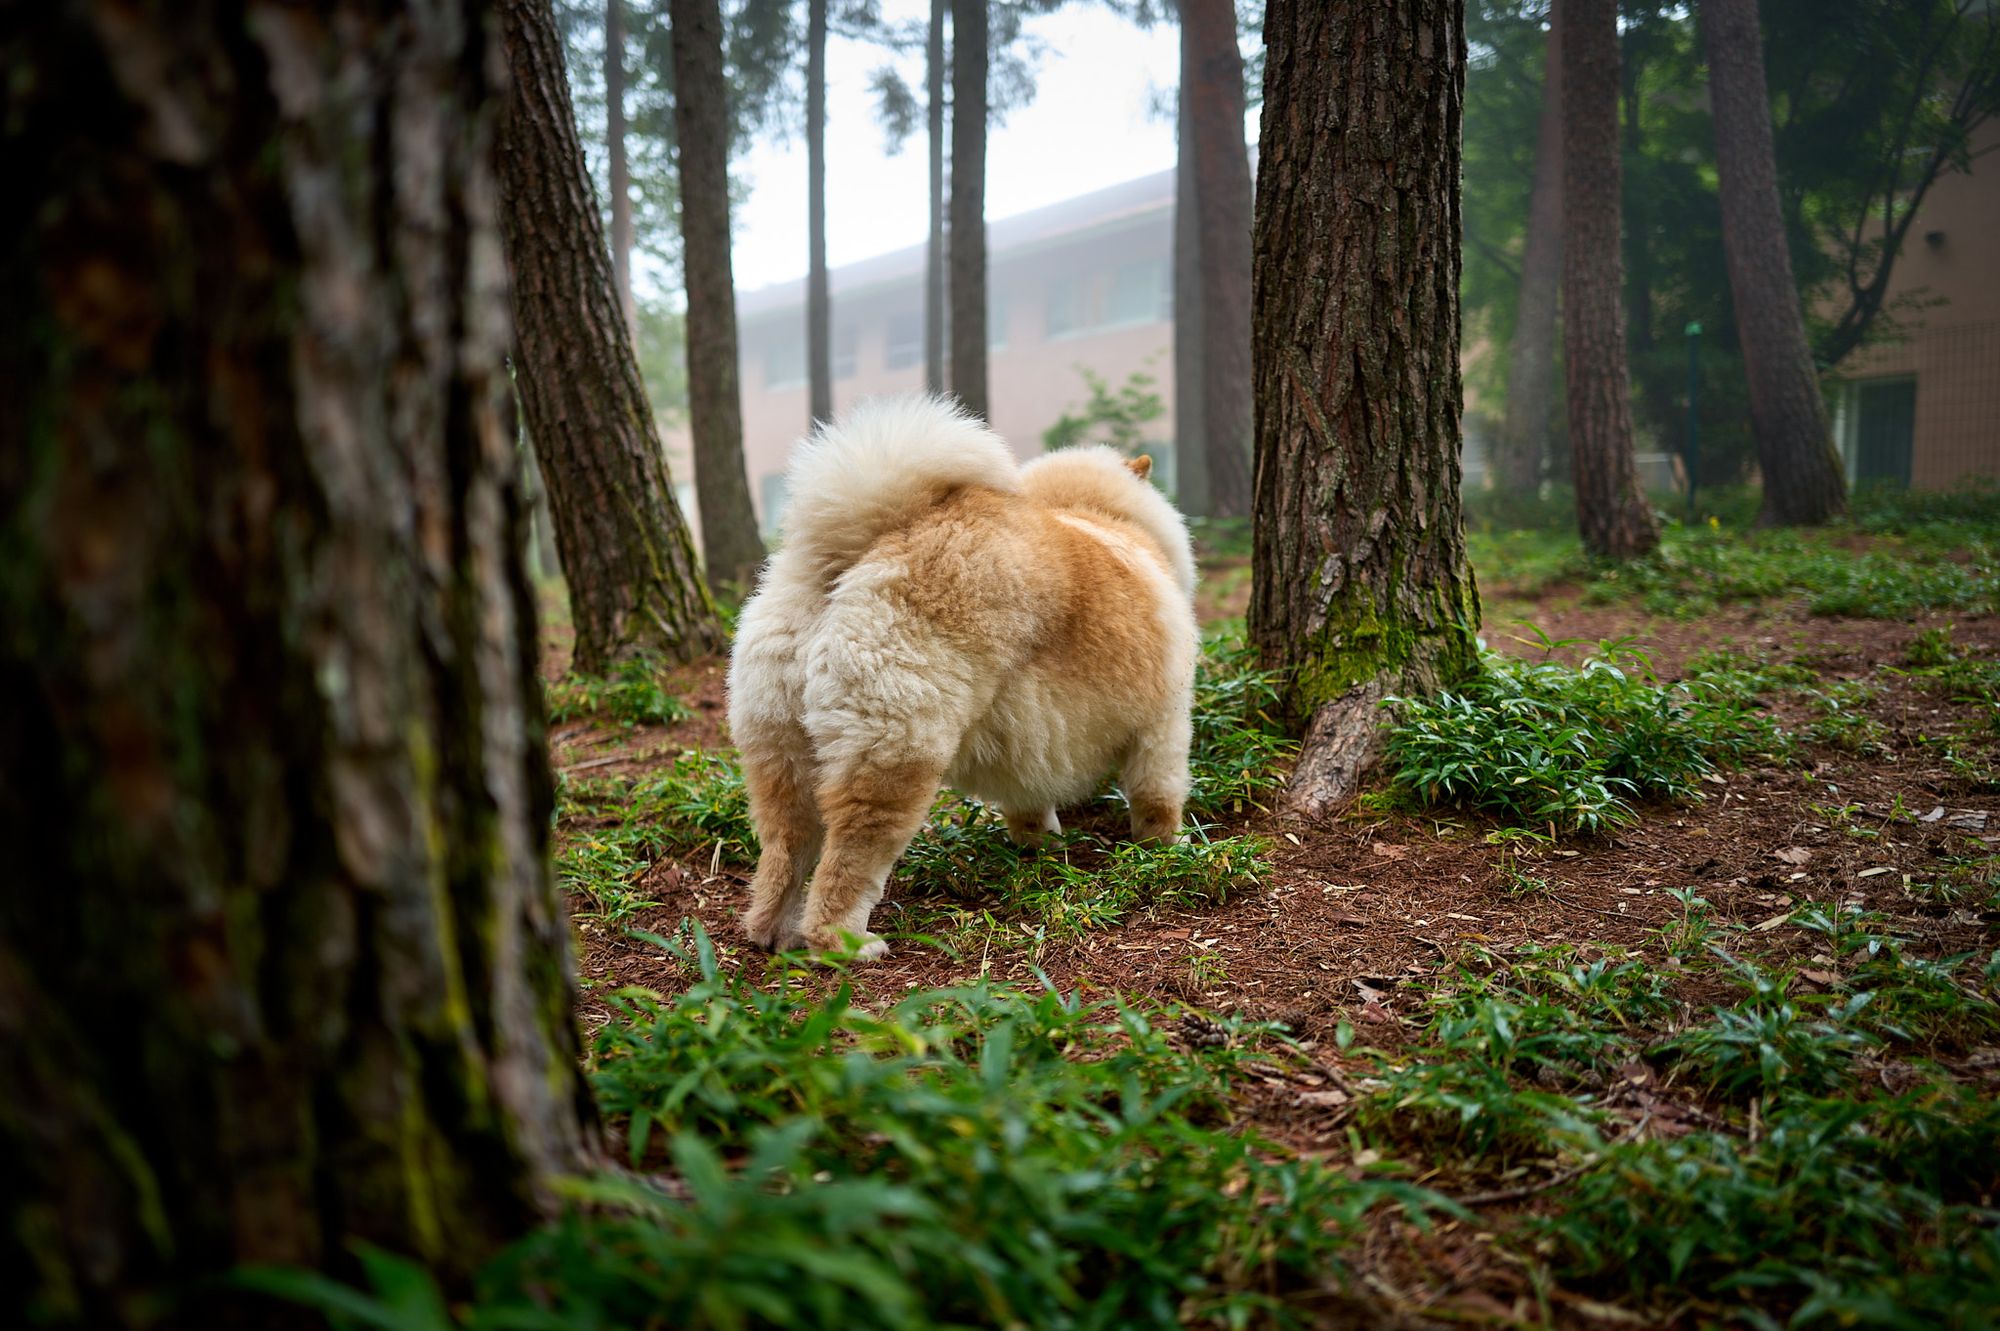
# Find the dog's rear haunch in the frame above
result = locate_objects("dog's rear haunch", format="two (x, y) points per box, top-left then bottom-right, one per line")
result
(725, 395), (1199, 960)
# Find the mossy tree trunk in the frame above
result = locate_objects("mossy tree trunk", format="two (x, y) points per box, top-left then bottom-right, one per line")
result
(1495, 0), (1564, 496)
(1250, 0), (1482, 821)
(1561, 0), (1660, 558)
(0, 2), (595, 1325)
(949, 0), (989, 419)
(1699, 0), (1847, 525)
(496, 0), (723, 672)
(1182, 0), (1254, 519)
(671, 0), (770, 590)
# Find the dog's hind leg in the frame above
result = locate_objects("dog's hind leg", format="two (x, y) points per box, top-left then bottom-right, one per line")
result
(1002, 807), (1061, 846)
(1120, 710), (1192, 845)
(740, 747), (823, 951)
(799, 759), (943, 960)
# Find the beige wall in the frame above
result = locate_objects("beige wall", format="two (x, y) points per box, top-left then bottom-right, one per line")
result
(1827, 123), (2000, 489)
(662, 199), (1177, 538)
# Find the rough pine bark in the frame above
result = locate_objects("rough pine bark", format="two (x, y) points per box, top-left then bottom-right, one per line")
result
(496, 0), (723, 671)
(807, 0), (833, 426)
(607, 0), (637, 333)
(926, 0), (948, 396)
(1184, 0), (1254, 518)
(1173, 89), (1211, 516)
(671, 0), (770, 588)
(949, 0), (989, 419)
(0, 3), (594, 1325)
(1698, 0), (1847, 524)
(1560, 0), (1660, 558)
(1250, 0), (1482, 820)
(1495, 0), (1564, 495)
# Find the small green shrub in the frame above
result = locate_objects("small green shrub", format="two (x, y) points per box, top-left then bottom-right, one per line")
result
(1187, 635), (1296, 819)
(1663, 951), (1879, 1100)
(547, 656), (692, 728)
(1382, 636), (1783, 835)
(1546, 1088), (2000, 1327)
(251, 927), (1443, 1331)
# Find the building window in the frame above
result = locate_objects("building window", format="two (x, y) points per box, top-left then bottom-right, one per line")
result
(884, 309), (922, 370)
(760, 471), (789, 536)
(834, 324), (859, 379)
(1045, 260), (1168, 340)
(1838, 376), (1916, 488)
(1107, 259), (1167, 327)
(763, 333), (805, 390)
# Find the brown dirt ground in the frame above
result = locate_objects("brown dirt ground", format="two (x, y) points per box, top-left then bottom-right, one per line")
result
(546, 556), (2000, 1329)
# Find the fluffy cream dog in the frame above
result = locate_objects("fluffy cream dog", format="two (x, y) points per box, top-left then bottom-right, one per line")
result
(726, 395), (1198, 960)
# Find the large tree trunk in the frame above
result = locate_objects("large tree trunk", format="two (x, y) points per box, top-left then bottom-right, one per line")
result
(607, 0), (637, 334)
(1561, 0), (1660, 559)
(1173, 89), (1211, 516)
(1495, 0), (1563, 496)
(925, 0), (948, 397)
(0, 3), (594, 1324)
(671, 0), (771, 590)
(1698, 0), (1847, 524)
(807, 0), (833, 426)
(1250, 0), (1482, 821)
(949, 0), (989, 419)
(1183, 0), (1255, 519)
(497, 0), (723, 672)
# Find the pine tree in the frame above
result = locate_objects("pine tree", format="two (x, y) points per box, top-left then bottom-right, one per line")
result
(1251, 0), (1482, 818)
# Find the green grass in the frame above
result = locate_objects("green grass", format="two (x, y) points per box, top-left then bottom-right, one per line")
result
(547, 656), (692, 728)
(1465, 481), (2000, 619)
(253, 926), (1444, 1331)
(1381, 633), (1786, 836)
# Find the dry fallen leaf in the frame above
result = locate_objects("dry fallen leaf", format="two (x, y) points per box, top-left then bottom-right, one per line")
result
(1774, 846), (1813, 866)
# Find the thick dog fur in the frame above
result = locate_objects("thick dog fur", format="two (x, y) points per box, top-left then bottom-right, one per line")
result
(726, 395), (1199, 960)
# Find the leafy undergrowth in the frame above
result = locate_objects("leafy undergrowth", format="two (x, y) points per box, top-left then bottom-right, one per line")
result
(254, 926), (1444, 1330)
(1347, 916), (2000, 1327)
(547, 655), (694, 728)
(1382, 632), (1787, 836)
(260, 501), (2000, 1330)
(1467, 482), (2000, 619)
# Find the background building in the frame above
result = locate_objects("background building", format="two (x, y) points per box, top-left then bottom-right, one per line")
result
(1825, 123), (2000, 491)
(662, 171), (1176, 534)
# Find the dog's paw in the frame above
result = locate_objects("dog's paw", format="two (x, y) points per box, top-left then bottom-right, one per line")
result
(742, 908), (786, 951)
(807, 927), (890, 963)
(1004, 808), (1062, 847)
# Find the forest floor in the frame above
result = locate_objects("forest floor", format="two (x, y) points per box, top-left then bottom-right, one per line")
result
(534, 489), (2000, 1330)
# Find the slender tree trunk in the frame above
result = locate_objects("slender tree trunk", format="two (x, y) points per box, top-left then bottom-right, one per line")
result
(0, 4), (593, 1323)
(497, 0), (723, 672)
(1495, 0), (1563, 495)
(1173, 88), (1211, 516)
(1561, 0), (1660, 559)
(949, 0), (989, 420)
(1251, 0), (1482, 821)
(1698, 0), (1847, 524)
(1184, 0), (1254, 518)
(607, 0), (637, 335)
(671, 0), (770, 590)
(1620, 25), (1655, 372)
(807, 0), (833, 426)
(925, 0), (948, 397)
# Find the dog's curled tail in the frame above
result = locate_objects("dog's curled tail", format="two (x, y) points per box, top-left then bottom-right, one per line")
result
(776, 394), (1019, 582)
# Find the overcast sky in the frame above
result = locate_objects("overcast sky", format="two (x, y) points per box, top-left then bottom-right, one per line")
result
(725, 1), (1187, 293)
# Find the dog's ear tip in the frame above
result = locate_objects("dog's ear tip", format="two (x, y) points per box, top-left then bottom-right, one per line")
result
(1125, 454), (1153, 480)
